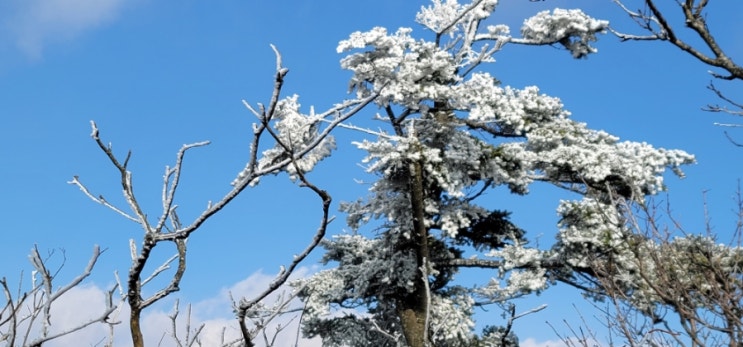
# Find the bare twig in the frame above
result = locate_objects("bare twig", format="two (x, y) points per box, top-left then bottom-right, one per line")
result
(0, 246), (117, 347)
(613, 0), (743, 81)
(68, 176), (139, 223)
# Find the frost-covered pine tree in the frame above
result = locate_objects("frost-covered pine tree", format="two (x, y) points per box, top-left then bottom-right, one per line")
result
(288, 1), (695, 346)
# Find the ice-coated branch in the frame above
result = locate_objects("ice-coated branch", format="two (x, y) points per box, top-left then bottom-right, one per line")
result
(432, 0), (493, 40)
(242, 291), (301, 347)
(31, 246), (109, 335)
(25, 304), (116, 347)
(172, 97), (375, 243)
(87, 120), (152, 234)
(28, 246), (54, 337)
(236, 152), (333, 346)
(167, 299), (205, 347)
(0, 277), (21, 344)
(369, 319), (403, 344)
(144, 45), (376, 248)
(154, 141), (210, 234)
(68, 176), (139, 223)
(610, 0), (666, 40)
(76, 121), (210, 234)
(139, 238), (187, 310)
(420, 257), (431, 345)
(72, 40), (376, 346)
(140, 253), (179, 288)
(329, 120), (404, 141)
(447, 257), (502, 269)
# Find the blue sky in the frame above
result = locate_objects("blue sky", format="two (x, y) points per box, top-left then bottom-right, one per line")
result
(1, 1), (742, 345)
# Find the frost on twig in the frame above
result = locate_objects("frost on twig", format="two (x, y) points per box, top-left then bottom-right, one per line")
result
(68, 175), (139, 223)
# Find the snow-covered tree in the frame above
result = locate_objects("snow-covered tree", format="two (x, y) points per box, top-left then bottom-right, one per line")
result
(291, 1), (695, 346)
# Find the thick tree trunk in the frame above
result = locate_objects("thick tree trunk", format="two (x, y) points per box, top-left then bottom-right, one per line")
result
(129, 307), (144, 347)
(397, 159), (430, 347)
(127, 237), (154, 347)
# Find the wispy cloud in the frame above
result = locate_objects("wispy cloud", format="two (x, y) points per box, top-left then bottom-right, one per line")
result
(2, 0), (130, 59)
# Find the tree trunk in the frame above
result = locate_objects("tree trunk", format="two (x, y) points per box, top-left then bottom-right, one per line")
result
(397, 159), (430, 347)
(129, 307), (144, 347)
(127, 237), (154, 347)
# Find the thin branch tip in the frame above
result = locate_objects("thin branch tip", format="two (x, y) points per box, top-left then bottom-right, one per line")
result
(90, 120), (99, 139)
(270, 44), (283, 72)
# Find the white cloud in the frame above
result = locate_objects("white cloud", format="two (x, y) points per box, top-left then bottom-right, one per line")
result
(3, 0), (130, 59)
(520, 336), (609, 347)
(520, 337), (569, 347)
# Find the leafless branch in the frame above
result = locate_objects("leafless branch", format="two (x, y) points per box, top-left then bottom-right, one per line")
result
(68, 176), (139, 223)
(1, 246), (117, 347)
(154, 142), (210, 234)
(235, 135), (333, 346)
(140, 253), (179, 288)
(723, 131), (743, 147)
(140, 239), (187, 309)
(167, 299), (205, 347)
(577, 192), (743, 346)
(612, 0), (743, 80)
(704, 82), (743, 116)
(70, 43), (378, 347)
(88, 120), (153, 234)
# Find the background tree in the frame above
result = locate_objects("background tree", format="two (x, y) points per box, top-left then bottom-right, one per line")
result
(295, 1), (694, 346)
(552, 190), (743, 347)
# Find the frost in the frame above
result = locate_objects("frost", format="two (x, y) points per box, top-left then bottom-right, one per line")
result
(416, 0), (498, 35)
(232, 95), (336, 185)
(416, 0), (464, 34)
(521, 9), (609, 58)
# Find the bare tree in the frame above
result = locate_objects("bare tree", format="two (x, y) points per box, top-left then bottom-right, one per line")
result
(0, 246), (117, 347)
(559, 189), (743, 347)
(68, 46), (375, 347)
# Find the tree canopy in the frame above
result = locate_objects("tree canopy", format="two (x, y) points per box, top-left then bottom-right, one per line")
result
(281, 1), (695, 346)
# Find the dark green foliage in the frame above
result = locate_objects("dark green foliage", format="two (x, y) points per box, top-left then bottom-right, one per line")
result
(455, 210), (525, 251)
